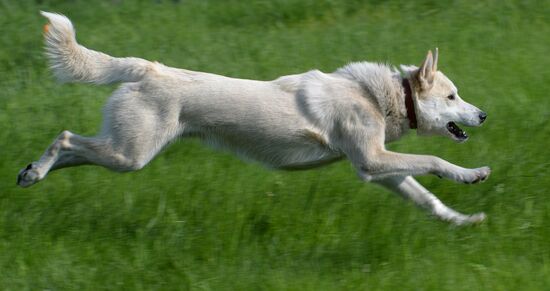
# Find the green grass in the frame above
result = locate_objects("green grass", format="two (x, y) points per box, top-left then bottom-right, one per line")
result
(1, 0), (549, 290)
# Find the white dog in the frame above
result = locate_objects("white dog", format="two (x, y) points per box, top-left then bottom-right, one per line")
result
(18, 12), (491, 225)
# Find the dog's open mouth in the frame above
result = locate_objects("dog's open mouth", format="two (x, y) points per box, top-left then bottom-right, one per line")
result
(447, 122), (468, 141)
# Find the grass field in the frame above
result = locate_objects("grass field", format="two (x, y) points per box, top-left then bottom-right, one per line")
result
(1, 0), (549, 290)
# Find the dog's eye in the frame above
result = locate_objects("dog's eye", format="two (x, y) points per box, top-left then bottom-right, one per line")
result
(447, 94), (455, 100)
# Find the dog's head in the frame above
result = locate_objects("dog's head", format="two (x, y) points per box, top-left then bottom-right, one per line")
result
(402, 49), (487, 142)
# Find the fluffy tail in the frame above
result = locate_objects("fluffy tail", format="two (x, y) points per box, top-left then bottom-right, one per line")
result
(40, 11), (152, 84)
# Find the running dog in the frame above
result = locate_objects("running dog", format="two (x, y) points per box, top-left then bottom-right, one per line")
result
(18, 12), (491, 225)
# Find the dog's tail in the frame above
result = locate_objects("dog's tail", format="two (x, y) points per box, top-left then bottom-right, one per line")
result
(40, 11), (152, 84)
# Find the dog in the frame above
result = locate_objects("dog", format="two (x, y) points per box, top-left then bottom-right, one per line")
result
(18, 12), (491, 225)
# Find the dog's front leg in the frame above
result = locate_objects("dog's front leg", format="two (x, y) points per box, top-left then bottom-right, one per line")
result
(375, 175), (486, 225)
(338, 124), (489, 183)
(357, 150), (490, 184)
(334, 115), (489, 183)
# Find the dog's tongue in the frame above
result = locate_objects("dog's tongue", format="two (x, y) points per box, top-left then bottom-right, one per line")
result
(447, 122), (468, 140)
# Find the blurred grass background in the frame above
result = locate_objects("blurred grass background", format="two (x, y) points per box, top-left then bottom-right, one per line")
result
(0, 0), (549, 289)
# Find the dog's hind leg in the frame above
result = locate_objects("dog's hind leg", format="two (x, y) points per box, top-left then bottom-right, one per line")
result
(376, 176), (486, 225)
(17, 130), (82, 187)
(16, 130), (155, 187)
(17, 112), (183, 187)
(17, 82), (185, 187)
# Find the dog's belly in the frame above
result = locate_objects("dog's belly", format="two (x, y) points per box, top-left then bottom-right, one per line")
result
(196, 129), (342, 169)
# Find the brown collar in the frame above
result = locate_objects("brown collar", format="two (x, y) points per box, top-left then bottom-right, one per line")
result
(402, 78), (417, 129)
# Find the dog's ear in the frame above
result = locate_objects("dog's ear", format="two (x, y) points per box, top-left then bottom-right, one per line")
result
(418, 49), (437, 91)
(432, 47), (439, 72)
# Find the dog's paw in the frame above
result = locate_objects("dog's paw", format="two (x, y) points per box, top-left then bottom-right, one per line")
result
(17, 163), (42, 188)
(457, 166), (491, 184)
(451, 212), (486, 226)
(465, 212), (486, 224)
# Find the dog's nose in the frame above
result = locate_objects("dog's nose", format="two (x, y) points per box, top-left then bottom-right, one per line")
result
(479, 112), (487, 123)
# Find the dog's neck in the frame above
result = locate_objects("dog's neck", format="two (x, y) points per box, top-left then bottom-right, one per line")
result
(402, 78), (417, 129)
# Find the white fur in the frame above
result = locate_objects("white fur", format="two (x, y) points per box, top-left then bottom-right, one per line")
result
(18, 12), (491, 225)
(41, 11), (151, 84)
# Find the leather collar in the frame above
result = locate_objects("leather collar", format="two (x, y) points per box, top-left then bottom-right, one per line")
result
(402, 78), (417, 129)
